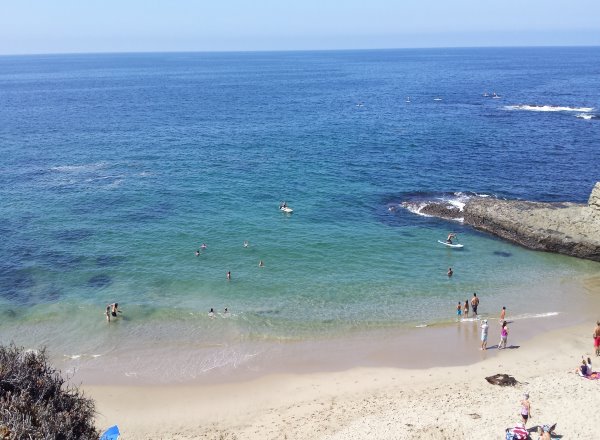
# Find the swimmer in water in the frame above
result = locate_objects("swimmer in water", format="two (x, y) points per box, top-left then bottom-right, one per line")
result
(243, 240), (249, 248)
(195, 249), (200, 256)
(259, 260), (264, 267)
(447, 267), (453, 277)
(201, 243), (207, 249)
(227, 271), (231, 280)
(108, 303), (120, 318)
(208, 308), (215, 318)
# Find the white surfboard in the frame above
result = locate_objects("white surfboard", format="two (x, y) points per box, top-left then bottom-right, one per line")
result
(280, 206), (293, 213)
(438, 240), (464, 248)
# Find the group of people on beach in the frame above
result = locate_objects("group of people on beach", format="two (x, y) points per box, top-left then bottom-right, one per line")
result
(454, 293), (510, 351)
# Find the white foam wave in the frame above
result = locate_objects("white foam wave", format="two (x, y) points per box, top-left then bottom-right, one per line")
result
(576, 113), (593, 120)
(509, 312), (559, 320)
(401, 202), (434, 218)
(505, 105), (593, 113)
(64, 354), (81, 360)
(51, 162), (108, 173)
(437, 192), (474, 212)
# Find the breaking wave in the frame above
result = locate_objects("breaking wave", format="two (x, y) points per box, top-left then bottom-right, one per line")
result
(393, 191), (493, 221)
(504, 104), (593, 113)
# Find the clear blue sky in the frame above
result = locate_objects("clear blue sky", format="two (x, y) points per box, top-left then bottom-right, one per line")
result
(2, 0), (599, 55)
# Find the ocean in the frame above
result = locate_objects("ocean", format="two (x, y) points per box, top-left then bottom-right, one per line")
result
(1, 47), (599, 382)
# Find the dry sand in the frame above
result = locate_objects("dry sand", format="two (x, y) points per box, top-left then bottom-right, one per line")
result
(86, 321), (600, 439)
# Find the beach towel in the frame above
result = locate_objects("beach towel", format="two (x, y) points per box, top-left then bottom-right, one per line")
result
(584, 371), (600, 380)
(99, 425), (120, 440)
(505, 425), (528, 440)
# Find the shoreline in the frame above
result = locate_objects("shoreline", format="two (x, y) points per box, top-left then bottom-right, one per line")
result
(85, 320), (600, 439)
(64, 273), (600, 387)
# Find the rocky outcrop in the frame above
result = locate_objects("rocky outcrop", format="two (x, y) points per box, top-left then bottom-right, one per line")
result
(589, 182), (600, 212)
(463, 197), (600, 261)
(418, 203), (462, 220)
(403, 183), (600, 262)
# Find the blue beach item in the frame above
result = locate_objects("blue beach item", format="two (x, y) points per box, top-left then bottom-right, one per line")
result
(100, 425), (120, 440)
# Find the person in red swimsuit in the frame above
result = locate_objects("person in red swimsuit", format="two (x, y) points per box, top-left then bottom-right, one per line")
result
(594, 321), (600, 357)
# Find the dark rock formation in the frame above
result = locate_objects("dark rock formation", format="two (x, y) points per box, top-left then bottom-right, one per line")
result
(463, 190), (600, 261)
(418, 203), (462, 220)
(485, 374), (519, 386)
(402, 183), (600, 262)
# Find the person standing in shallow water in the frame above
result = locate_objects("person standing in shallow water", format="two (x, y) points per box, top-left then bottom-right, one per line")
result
(456, 302), (462, 321)
(447, 267), (453, 277)
(463, 300), (469, 318)
(226, 271), (231, 280)
(471, 293), (479, 318)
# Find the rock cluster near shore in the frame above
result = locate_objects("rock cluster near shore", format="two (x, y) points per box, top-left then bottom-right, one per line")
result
(408, 183), (600, 261)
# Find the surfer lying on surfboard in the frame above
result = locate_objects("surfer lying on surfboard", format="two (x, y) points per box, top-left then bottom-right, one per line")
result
(446, 233), (457, 244)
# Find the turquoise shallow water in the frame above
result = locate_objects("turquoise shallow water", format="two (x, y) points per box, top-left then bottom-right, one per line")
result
(1, 48), (599, 379)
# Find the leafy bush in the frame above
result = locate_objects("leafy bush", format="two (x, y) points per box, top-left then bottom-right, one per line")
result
(0, 344), (99, 439)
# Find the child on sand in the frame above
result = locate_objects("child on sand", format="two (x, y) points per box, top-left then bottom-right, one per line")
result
(499, 321), (508, 349)
(519, 393), (531, 426)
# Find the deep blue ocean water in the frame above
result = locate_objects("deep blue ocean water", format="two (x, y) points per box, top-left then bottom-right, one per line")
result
(1, 48), (599, 379)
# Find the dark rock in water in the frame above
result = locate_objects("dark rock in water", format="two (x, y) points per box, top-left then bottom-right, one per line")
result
(42, 251), (85, 270)
(95, 255), (125, 267)
(87, 274), (112, 288)
(493, 251), (512, 257)
(2, 309), (17, 318)
(41, 288), (61, 302)
(0, 266), (35, 302)
(56, 229), (94, 242)
(485, 374), (519, 386)
(419, 203), (463, 220)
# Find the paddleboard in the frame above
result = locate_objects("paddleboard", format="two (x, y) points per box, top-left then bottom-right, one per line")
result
(438, 240), (464, 248)
(280, 207), (293, 213)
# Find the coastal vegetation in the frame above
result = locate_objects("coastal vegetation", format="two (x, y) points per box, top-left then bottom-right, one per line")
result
(0, 344), (98, 439)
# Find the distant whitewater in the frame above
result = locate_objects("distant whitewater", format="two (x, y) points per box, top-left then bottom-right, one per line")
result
(504, 104), (593, 113)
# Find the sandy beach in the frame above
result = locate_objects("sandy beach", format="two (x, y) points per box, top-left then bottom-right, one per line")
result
(86, 316), (600, 439)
